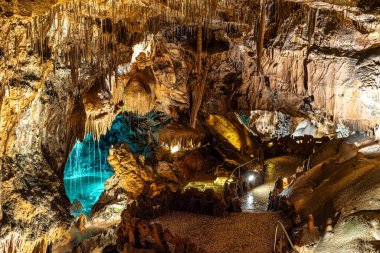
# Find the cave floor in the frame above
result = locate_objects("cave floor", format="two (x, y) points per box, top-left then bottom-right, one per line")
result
(152, 211), (287, 253)
(152, 156), (302, 252)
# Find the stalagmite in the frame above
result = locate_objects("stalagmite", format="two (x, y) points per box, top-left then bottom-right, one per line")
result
(76, 213), (88, 234)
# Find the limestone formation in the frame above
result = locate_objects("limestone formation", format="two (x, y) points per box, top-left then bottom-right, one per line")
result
(155, 161), (179, 183)
(0, 0), (379, 251)
(273, 144), (380, 252)
(300, 214), (320, 246)
(71, 199), (84, 212)
(107, 142), (156, 198)
(76, 213), (88, 234)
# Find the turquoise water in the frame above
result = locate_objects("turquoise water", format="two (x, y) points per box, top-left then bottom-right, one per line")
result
(63, 112), (170, 216)
(64, 135), (114, 216)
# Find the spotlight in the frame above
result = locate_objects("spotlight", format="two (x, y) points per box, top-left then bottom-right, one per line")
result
(248, 174), (255, 182)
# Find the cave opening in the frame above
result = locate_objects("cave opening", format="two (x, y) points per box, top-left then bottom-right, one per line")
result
(64, 111), (169, 216)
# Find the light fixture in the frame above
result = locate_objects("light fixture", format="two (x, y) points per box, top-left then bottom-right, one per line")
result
(248, 174), (255, 182)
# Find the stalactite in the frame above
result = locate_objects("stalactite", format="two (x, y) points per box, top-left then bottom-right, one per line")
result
(161, 137), (203, 152)
(85, 111), (115, 140)
(189, 16), (205, 129)
(0, 232), (24, 253)
(256, 0), (266, 76)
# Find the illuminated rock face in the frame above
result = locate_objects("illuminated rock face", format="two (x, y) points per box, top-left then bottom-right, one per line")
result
(0, 0), (379, 251)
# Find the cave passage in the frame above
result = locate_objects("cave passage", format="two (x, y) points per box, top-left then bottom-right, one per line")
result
(64, 111), (169, 216)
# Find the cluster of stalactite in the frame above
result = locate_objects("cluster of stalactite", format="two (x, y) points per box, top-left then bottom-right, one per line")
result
(233, 1), (380, 134)
(161, 138), (202, 152)
(2, 0), (257, 73)
(85, 110), (115, 140)
(0, 232), (24, 253)
(0, 0), (263, 140)
(157, 122), (205, 152)
(0, 231), (51, 253)
(2, 0), (378, 142)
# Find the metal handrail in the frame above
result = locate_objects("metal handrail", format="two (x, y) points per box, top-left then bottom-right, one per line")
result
(222, 158), (259, 192)
(274, 221), (299, 253)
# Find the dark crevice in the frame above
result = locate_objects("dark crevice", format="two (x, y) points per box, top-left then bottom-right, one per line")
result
(303, 57), (309, 91)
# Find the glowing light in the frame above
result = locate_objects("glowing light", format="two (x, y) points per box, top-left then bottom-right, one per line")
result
(214, 177), (229, 184)
(248, 174), (255, 182)
(170, 145), (180, 153)
(131, 35), (153, 65)
(267, 142), (274, 148)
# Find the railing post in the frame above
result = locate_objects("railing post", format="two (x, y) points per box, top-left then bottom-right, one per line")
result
(274, 221), (299, 253)
(222, 158), (258, 203)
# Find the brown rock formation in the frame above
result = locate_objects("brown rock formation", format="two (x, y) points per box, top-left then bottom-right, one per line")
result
(106, 142), (185, 199)
(272, 144), (380, 251)
(0, 0), (379, 251)
(232, 1), (380, 133)
(117, 211), (206, 253)
(76, 213), (88, 234)
(107, 143), (156, 198)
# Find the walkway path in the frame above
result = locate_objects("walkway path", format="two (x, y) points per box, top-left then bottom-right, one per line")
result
(241, 155), (304, 212)
(153, 211), (287, 253)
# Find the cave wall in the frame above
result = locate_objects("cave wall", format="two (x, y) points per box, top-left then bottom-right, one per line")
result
(0, 3), (140, 250)
(0, 2), (193, 249)
(233, 1), (380, 133)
